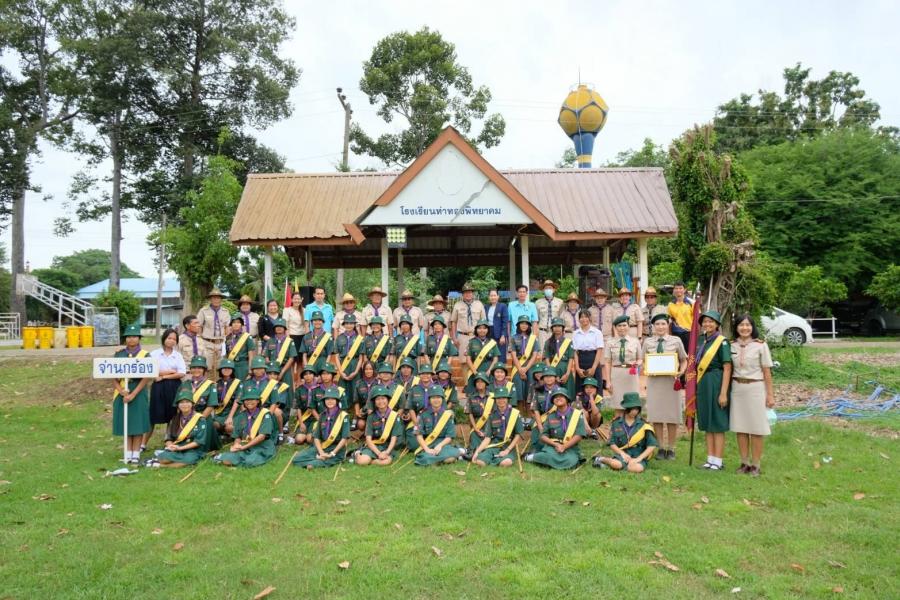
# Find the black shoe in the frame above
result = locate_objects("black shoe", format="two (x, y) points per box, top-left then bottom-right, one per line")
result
(655, 450), (666, 460)
(667, 449), (676, 460)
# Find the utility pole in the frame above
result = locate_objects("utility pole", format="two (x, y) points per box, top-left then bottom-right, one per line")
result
(336, 88), (353, 299)
(155, 214), (167, 337)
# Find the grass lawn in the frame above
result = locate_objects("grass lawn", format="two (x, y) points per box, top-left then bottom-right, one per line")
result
(0, 353), (897, 599)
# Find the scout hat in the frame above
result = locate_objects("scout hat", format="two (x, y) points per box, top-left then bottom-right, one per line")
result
(542, 366), (559, 378)
(700, 309), (722, 325)
(540, 279), (558, 290)
(218, 358), (236, 372)
(613, 315), (630, 326)
(238, 294), (254, 307)
(369, 316), (385, 326)
(516, 314), (532, 325)
(123, 323), (141, 337)
(400, 289), (415, 300)
(398, 314), (413, 326)
(309, 311), (324, 322)
(340, 292), (356, 305)
(250, 355), (267, 369)
(430, 294), (446, 306)
(318, 363), (337, 375)
(377, 363), (394, 375)
(651, 313), (670, 324)
(618, 287), (632, 296)
(207, 287), (225, 298)
(189, 356), (208, 370)
(551, 388), (571, 402)
(342, 313), (357, 324)
(370, 385), (390, 399)
(321, 387), (341, 402)
(230, 312), (244, 325)
(300, 365), (317, 377)
(418, 363), (434, 375)
(435, 360), (452, 374)
(368, 286), (387, 298)
(492, 387), (512, 400)
(427, 385), (445, 398)
(475, 318), (490, 329)
(265, 361), (281, 373)
(621, 392), (642, 411)
(550, 317), (565, 328)
(431, 315), (446, 327)
(644, 286), (658, 297)
(273, 318), (287, 329)
(531, 363), (545, 377)
(472, 372), (490, 385)
(461, 282), (476, 293)
(582, 377), (599, 389)
(593, 288), (609, 297)
(398, 356), (417, 370)
(565, 292), (581, 304)
(173, 388), (193, 407)
(242, 387), (261, 402)
(492, 363), (509, 373)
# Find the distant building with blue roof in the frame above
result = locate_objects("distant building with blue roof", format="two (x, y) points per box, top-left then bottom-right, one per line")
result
(77, 278), (182, 327)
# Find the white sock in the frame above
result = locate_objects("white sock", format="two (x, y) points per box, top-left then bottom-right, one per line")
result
(706, 455), (714, 465)
(713, 456), (723, 467)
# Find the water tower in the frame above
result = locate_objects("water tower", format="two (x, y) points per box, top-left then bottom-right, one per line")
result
(558, 84), (609, 168)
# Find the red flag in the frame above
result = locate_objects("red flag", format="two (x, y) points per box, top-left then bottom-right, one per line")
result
(683, 293), (703, 429)
(283, 278), (292, 309)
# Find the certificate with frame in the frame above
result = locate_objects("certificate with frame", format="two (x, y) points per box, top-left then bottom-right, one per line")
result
(644, 352), (679, 376)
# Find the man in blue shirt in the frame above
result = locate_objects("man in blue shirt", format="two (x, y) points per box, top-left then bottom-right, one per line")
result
(508, 284), (538, 340)
(303, 286), (335, 332)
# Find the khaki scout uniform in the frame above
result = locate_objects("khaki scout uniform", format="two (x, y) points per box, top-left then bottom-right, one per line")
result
(450, 299), (486, 355)
(392, 305), (426, 337)
(178, 332), (207, 380)
(196, 303), (230, 379)
(535, 297), (563, 347)
(590, 302), (616, 339)
(362, 303), (393, 335)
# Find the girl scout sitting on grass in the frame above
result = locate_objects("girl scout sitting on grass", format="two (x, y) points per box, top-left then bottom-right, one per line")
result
(528, 366), (561, 453)
(575, 377), (603, 439)
(214, 387), (276, 468)
(147, 388), (213, 468)
(413, 386), (463, 466)
(403, 363), (436, 450)
(262, 361), (290, 442)
(213, 358), (242, 437)
(470, 387), (524, 468)
(181, 356), (218, 417)
(354, 385), (404, 466)
(526, 388), (585, 470)
(464, 373), (492, 458)
(292, 388), (350, 470)
(593, 392), (657, 473)
(292, 365), (319, 446)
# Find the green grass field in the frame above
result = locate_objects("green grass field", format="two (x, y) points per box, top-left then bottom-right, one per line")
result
(0, 347), (897, 599)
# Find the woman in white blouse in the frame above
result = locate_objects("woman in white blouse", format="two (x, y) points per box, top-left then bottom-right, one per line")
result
(283, 291), (307, 382)
(144, 328), (187, 449)
(573, 310), (606, 395)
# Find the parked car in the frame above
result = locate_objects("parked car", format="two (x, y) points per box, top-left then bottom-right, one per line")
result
(761, 307), (814, 345)
(863, 304), (900, 336)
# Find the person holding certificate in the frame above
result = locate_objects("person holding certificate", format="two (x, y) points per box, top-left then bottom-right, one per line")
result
(605, 315), (642, 419)
(642, 313), (687, 460)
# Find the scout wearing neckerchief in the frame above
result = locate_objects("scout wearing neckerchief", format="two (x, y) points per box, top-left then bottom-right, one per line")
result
(594, 392), (657, 473)
(213, 358), (243, 437)
(292, 387), (350, 470)
(214, 387), (277, 468)
(525, 388), (585, 470)
(412, 386), (462, 466)
(363, 316), (394, 369)
(147, 388), (213, 468)
(225, 312), (255, 381)
(354, 385), (404, 466)
(263, 318), (298, 388)
(470, 387), (524, 468)
(292, 365), (319, 445)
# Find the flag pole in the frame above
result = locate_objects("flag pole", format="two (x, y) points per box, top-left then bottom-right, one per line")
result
(685, 285), (702, 467)
(123, 396), (129, 464)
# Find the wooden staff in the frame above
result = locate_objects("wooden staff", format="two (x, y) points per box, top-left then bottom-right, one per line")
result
(178, 451), (217, 483)
(392, 454), (414, 473)
(332, 461), (343, 481)
(273, 450), (299, 486)
(515, 443), (524, 474)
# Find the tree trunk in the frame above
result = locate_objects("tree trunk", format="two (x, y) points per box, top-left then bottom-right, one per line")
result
(109, 114), (122, 289)
(9, 184), (26, 323)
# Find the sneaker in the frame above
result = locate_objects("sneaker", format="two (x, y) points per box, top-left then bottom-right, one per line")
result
(457, 447), (467, 456)
(708, 463), (723, 471)
(701, 462), (714, 469)
(655, 450), (667, 461)
(285, 437), (295, 445)
(748, 465), (761, 477)
(666, 449), (676, 461)
(524, 453), (535, 463)
(277, 434), (285, 444)
(592, 457), (606, 469)
(139, 444), (147, 453)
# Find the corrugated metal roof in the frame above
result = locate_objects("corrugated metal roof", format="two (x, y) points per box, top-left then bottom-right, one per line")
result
(77, 277), (181, 297)
(230, 168), (675, 244)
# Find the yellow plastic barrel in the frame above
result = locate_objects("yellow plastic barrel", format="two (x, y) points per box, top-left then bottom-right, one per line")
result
(53, 328), (67, 348)
(80, 326), (94, 348)
(22, 327), (38, 350)
(66, 326), (81, 348)
(37, 326), (54, 350)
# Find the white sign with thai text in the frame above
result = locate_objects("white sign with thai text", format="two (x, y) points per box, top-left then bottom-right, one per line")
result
(93, 357), (159, 379)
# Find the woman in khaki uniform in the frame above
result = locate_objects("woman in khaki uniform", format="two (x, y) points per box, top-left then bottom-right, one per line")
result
(560, 293), (581, 339)
(730, 314), (775, 476)
(616, 288), (644, 340)
(642, 313), (687, 460)
(605, 314), (642, 418)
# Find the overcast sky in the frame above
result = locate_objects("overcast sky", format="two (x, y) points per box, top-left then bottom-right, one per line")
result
(4, 0), (898, 281)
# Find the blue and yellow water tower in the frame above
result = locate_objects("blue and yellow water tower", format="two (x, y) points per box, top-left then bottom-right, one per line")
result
(558, 84), (609, 168)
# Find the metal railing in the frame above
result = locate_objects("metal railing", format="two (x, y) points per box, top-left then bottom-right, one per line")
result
(16, 274), (96, 326)
(0, 313), (21, 340)
(806, 316), (838, 340)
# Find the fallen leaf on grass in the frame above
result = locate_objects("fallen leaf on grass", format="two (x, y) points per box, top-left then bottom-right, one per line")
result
(56, 528), (69, 537)
(828, 560), (846, 569)
(480, 472), (488, 477)
(582, 501), (591, 507)
(271, 497), (283, 503)
(172, 542), (184, 551)
(441, 532), (454, 541)
(662, 475), (671, 483)
(253, 586), (276, 599)
(33, 493), (56, 501)
(99, 503), (112, 510)
(879, 452), (889, 460)
(832, 586), (844, 593)
(852, 492), (865, 501)
(700, 496), (710, 504)
(151, 528), (163, 535)
(453, 470), (466, 476)
(731, 587), (741, 593)
(431, 546), (444, 558)
(338, 561), (350, 570)
(456, 529), (469, 538)
(336, 499), (351, 506)
(599, 481), (610, 488)
(715, 568), (731, 578)
(790, 563), (805, 573)
(55, 444), (65, 450)
(814, 461), (821, 469)
(649, 551), (680, 572)
(691, 503), (703, 510)
(394, 523), (403, 531)
(0, 480), (10, 485)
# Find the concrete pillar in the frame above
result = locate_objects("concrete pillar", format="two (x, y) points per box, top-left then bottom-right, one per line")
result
(336, 268), (345, 300)
(508, 240), (516, 292)
(264, 247), (273, 302)
(638, 237), (649, 298)
(397, 248), (404, 305)
(520, 235), (530, 291)
(380, 238), (389, 298)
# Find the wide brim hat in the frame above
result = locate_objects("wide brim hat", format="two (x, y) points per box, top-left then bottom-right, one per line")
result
(435, 360), (451, 374)
(300, 365), (317, 377)
(644, 286), (658, 297)
(531, 364), (545, 377)
(650, 313), (670, 324)
(242, 388), (261, 402)
(551, 388), (571, 402)
(265, 362), (281, 374)
(516, 315), (532, 324)
(492, 387), (512, 400)
(621, 392), (642, 410)
(700, 310), (722, 325)
(565, 292), (581, 304)
(427, 385), (445, 398)
(617, 287), (632, 296)
(461, 282), (476, 293)
(475, 319), (490, 329)
(542, 366), (558, 378)
(123, 324), (141, 337)
(369, 316), (385, 326)
(398, 315), (413, 326)
(550, 317), (565, 328)
(540, 279), (558, 290)
(431, 315), (446, 327)
(593, 288), (609, 298)
(309, 311), (324, 322)
(370, 385), (390, 399)
(238, 294), (254, 306)
(207, 287), (225, 298)
(398, 357), (417, 370)
(492, 363), (509, 373)
(472, 372), (490, 385)
(250, 356), (267, 369)
(418, 363), (434, 375)
(218, 358), (236, 372)
(321, 387), (341, 401)
(430, 294), (446, 305)
(318, 363), (337, 375)
(368, 286), (387, 298)
(230, 312), (244, 324)
(342, 313), (357, 324)
(189, 356), (208, 370)
(377, 363), (394, 374)
(340, 293), (356, 305)
(173, 388), (193, 406)
(400, 289), (415, 300)
(582, 377), (599, 389)
(613, 315), (630, 326)
(273, 318), (287, 329)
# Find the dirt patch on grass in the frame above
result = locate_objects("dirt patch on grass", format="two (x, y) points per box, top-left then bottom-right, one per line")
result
(811, 352), (900, 368)
(774, 383), (851, 408)
(820, 417), (899, 440)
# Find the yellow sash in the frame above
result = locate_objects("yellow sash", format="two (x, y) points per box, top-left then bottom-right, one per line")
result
(394, 335), (419, 369)
(278, 382), (290, 394)
(260, 379), (279, 404)
(510, 334), (537, 377)
(471, 339), (497, 372)
(473, 396), (495, 431)
(192, 379), (213, 404)
(247, 408), (270, 440)
(696, 335), (725, 384)
(216, 379), (241, 414)
(444, 385), (454, 402)
(388, 385), (405, 410)
(369, 335), (390, 364)
(539, 404), (558, 424)
(622, 423), (655, 449)
(374, 410), (399, 445)
(275, 336), (293, 364)
(319, 411), (347, 449)
(307, 332), (331, 365)
(487, 408), (521, 448)
(113, 349), (150, 399)
(431, 335), (450, 369)
(336, 335), (364, 384)
(549, 408), (583, 443)
(413, 410), (453, 454)
(227, 333), (250, 360)
(174, 413), (203, 443)
(550, 338), (572, 368)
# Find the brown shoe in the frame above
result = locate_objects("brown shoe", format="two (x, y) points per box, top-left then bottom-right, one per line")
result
(737, 463), (750, 474)
(748, 465), (760, 477)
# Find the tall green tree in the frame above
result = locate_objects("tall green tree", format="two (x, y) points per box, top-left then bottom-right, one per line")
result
(740, 128), (900, 294)
(0, 0), (82, 321)
(606, 137), (669, 169)
(350, 27), (506, 167)
(713, 63), (889, 154)
(50, 249), (141, 287)
(867, 265), (900, 312)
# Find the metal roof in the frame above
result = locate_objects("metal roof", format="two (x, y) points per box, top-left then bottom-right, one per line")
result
(77, 278), (181, 299)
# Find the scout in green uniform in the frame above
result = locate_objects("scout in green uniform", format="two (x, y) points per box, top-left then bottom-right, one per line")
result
(292, 365), (319, 445)
(292, 388), (350, 469)
(354, 386), (404, 466)
(423, 315), (458, 369)
(262, 361), (290, 442)
(392, 315), (420, 370)
(300, 310), (334, 376)
(353, 361), (378, 433)
(528, 366), (561, 453)
(471, 388), (524, 467)
(403, 364), (436, 450)
(335, 313), (365, 401)
(464, 373), (492, 457)
(112, 323), (152, 464)
(366, 362), (400, 413)
(465, 319), (499, 394)
(511, 315), (541, 409)
(434, 360), (458, 410)
(489, 363), (516, 399)
(413, 386), (462, 466)
(179, 356), (219, 417)
(243, 356), (268, 391)
(363, 316), (393, 369)
(394, 356), (419, 394)
(313, 363), (348, 415)
(214, 388), (276, 468)
(523, 363), (545, 426)
(148, 389), (213, 467)
(543, 317), (575, 400)
(593, 393), (657, 473)
(225, 313), (256, 381)
(575, 377), (603, 438)
(264, 318), (298, 388)
(526, 389), (585, 470)
(213, 358), (243, 436)
(695, 310), (732, 471)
